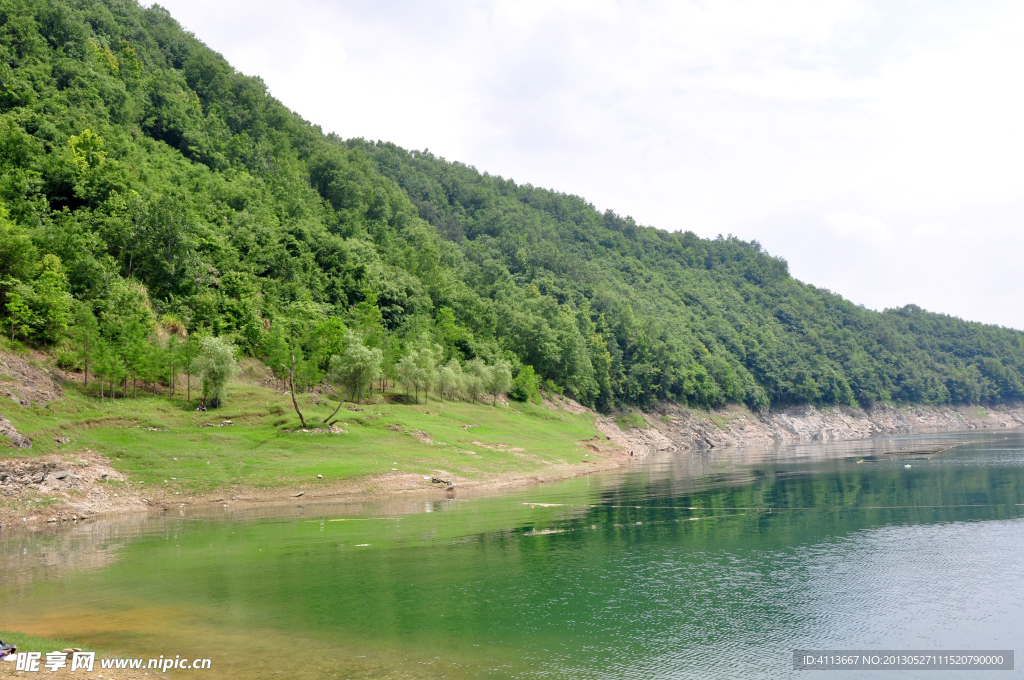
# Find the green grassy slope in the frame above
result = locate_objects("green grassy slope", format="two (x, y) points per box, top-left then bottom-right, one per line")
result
(2, 373), (606, 495)
(0, 0), (1022, 417)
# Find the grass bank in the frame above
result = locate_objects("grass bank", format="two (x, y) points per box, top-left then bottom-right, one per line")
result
(0, 630), (95, 654)
(0, 630), (164, 678)
(0, 373), (623, 524)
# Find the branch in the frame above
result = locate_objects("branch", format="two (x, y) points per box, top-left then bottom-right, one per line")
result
(284, 355), (306, 428)
(324, 386), (346, 423)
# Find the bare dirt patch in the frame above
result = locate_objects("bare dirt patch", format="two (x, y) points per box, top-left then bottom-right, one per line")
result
(469, 440), (526, 453)
(410, 429), (434, 444)
(543, 394), (592, 415)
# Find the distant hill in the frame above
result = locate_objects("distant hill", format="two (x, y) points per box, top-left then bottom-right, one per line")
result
(1, 0), (1022, 411)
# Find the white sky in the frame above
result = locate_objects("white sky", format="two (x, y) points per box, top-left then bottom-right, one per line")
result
(155, 0), (1024, 329)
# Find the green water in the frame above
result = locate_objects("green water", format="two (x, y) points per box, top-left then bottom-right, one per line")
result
(3, 431), (1024, 678)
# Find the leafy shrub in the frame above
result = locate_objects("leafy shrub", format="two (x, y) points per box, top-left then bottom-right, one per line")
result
(55, 347), (79, 371)
(543, 379), (564, 396)
(510, 365), (541, 403)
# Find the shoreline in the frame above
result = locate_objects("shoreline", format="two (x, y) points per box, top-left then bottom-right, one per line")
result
(0, 439), (631, 531)
(3, 346), (1022, 532)
(4, 428), (1021, 680)
(4, 405), (1023, 532)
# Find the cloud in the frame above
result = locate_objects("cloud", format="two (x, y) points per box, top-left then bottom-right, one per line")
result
(911, 221), (948, 238)
(825, 210), (894, 243)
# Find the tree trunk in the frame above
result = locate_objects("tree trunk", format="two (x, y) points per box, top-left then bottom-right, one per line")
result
(325, 392), (346, 424)
(288, 353), (307, 428)
(84, 340), (89, 387)
(187, 373), (191, 402)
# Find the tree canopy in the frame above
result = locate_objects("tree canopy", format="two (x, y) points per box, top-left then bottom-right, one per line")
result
(1, 0), (1023, 412)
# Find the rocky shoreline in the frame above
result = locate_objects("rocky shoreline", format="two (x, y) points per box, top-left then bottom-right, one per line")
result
(606, 402), (1024, 455)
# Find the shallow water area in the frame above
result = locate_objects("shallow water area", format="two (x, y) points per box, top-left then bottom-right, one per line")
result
(3, 430), (1024, 678)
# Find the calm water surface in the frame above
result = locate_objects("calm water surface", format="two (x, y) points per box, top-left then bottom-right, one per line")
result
(3, 431), (1023, 679)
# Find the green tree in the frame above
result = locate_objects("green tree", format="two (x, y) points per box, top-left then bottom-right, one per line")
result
(310, 317), (349, 370)
(93, 338), (125, 404)
(178, 335), (201, 402)
(396, 351), (423, 403)
(68, 128), (107, 173)
(435, 306), (470, 358)
(196, 336), (238, 408)
(261, 323), (292, 390)
(379, 335), (402, 394)
(292, 346), (325, 392)
(5, 287), (34, 342)
(485, 360), (513, 406)
(116, 319), (149, 398)
(0, 203), (37, 284)
(436, 359), (464, 402)
(140, 340), (165, 394)
(464, 358), (487, 403)
(1, 0), (1023, 417)
(414, 347), (439, 402)
(325, 332), (383, 421)
(410, 333), (442, 402)
(32, 255), (72, 344)
(351, 291), (386, 349)
(165, 335), (180, 396)
(73, 302), (99, 387)
(509, 364), (540, 403)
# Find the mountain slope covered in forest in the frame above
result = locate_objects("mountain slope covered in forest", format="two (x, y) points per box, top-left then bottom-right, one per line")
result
(1, 0), (1022, 412)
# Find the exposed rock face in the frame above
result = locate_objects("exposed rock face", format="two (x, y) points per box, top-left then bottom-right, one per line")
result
(0, 350), (63, 408)
(603, 402), (1024, 455)
(0, 411), (32, 448)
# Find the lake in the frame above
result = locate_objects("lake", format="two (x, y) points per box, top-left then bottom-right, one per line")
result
(3, 430), (1023, 678)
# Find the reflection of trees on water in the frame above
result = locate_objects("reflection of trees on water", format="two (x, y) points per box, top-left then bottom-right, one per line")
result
(577, 431), (1024, 548)
(1, 432), (1021, 680)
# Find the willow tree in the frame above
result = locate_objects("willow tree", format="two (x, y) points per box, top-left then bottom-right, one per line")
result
(196, 336), (237, 408)
(485, 360), (513, 406)
(325, 333), (383, 422)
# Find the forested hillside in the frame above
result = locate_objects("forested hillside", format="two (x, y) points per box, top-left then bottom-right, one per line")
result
(1, 0), (1023, 412)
